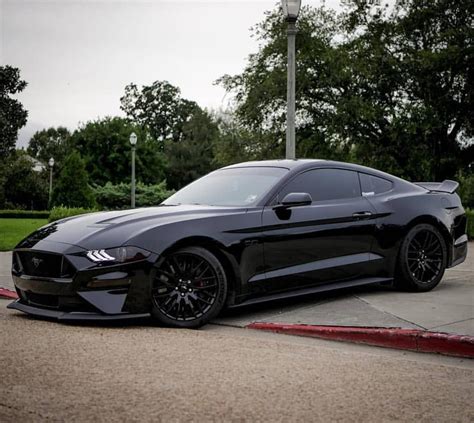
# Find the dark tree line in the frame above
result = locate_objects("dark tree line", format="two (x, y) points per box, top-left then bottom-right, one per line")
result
(218, 0), (473, 181)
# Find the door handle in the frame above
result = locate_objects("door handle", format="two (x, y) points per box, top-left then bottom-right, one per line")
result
(352, 211), (373, 220)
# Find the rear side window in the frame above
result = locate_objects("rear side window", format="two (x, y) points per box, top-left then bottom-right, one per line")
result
(278, 169), (361, 202)
(359, 173), (393, 196)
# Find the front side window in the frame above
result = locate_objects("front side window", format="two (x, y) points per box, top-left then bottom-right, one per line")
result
(278, 168), (361, 202)
(163, 167), (288, 207)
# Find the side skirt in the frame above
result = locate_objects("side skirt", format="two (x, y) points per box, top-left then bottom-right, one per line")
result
(229, 277), (393, 308)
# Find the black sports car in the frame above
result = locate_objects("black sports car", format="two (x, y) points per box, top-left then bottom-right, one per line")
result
(8, 160), (468, 327)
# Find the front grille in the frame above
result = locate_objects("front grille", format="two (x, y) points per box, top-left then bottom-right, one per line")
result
(15, 251), (75, 278)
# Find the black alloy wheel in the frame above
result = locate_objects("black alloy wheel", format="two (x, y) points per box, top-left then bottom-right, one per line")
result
(396, 223), (447, 292)
(151, 246), (227, 328)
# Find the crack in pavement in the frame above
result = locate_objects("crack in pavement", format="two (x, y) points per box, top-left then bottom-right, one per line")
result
(353, 295), (427, 330)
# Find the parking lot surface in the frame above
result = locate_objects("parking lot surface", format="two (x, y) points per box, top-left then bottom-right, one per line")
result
(1, 301), (473, 422)
(1, 244), (473, 421)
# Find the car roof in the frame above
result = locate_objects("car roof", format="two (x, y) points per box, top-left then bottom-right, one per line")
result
(222, 159), (325, 170)
(222, 159), (421, 191)
(223, 159), (390, 177)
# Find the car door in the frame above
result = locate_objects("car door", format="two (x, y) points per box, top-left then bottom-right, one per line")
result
(254, 168), (379, 294)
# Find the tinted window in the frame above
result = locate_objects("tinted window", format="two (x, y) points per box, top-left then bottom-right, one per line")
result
(359, 173), (393, 195)
(278, 169), (361, 202)
(163, 167), (288, 206)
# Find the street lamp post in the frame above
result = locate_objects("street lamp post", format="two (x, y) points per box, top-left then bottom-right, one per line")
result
(48, 157), (55, 206)
(129, 132), (138, 208)
(281, 0), (301, 160)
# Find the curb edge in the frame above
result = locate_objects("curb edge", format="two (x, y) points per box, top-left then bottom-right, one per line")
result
(0, 288), (18, 300)
(247, 322), (474, 358)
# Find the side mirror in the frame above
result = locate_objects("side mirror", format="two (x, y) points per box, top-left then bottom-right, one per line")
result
(278, 192), (312, 208)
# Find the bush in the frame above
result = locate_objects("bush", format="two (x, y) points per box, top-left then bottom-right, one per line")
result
(93, 181), (173, 210)
(458, 173), (474, 209)
(0, 210), (50, 219)
(48, 206), (98, 223)
(467, 209), (474, 240)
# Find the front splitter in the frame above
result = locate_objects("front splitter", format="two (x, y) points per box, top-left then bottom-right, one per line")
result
(7, 300), (150, 322)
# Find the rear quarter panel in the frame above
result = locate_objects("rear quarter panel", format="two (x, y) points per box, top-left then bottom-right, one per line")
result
(366, 189), (466, 274)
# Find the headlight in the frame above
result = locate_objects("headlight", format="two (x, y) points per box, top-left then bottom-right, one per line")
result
(86, 246), (151, 264)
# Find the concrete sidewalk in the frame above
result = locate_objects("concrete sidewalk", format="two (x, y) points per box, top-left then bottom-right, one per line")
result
(0, 252), (13, 292)
(1, 244), (473, 336)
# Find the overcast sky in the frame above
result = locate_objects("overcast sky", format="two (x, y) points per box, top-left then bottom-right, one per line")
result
(1, 0), (341, 147)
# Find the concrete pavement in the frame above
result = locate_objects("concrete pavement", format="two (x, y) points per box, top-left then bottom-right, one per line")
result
(0, 252), (12, 292)
(1, 243), (473, 335)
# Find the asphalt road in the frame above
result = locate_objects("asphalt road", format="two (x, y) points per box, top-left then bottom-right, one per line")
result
(1, 302), (473, 422)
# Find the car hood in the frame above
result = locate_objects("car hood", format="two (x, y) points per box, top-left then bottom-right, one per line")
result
(16, 205), (246, 251)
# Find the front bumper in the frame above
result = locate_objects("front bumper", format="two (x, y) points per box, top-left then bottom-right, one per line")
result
(10, 242), (158, 321)
(7, 300), (150, 321)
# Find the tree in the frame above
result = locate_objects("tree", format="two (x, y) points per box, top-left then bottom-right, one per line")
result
(212, 109), (264, 167)
(0, 66), (28, 158)
(51, 151), (95, 208)
(218, 6), (351, 163)
(120, 81), (200, 143)
(27, 127), (72, 169)
(340, 0), (474, 180)
(219, 1), (474, 180)
(164, 109), (220, 189)
(1, 150), (48, 210)
(71, 117), (167, 186)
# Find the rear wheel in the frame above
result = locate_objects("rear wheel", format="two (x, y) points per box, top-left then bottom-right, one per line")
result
(395, 223), (447, 292)
(151, 247), (227, 328)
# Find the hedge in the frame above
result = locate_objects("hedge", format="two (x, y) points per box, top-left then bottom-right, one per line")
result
(93, 181), (173, 210)
(467, 209), (474, 239)
(0, 210), (50, 219)
(48, 206), (98, 223)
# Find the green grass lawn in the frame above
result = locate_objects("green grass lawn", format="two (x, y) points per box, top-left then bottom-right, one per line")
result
(0, 218), (48, 251)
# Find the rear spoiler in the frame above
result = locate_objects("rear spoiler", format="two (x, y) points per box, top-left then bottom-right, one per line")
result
(414, 180), (459, 194)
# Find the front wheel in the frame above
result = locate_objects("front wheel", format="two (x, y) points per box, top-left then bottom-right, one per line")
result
(151, 246), (227, 328)
(395, 223), (447, 292)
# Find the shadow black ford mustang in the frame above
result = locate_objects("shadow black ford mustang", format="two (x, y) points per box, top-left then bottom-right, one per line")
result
(9, 160), (468, 327)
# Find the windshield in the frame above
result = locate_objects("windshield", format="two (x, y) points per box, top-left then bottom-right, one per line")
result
(163, 167), (288, 207)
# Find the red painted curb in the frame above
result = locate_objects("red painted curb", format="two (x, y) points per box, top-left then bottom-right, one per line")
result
(0, 288), (18, 300)
(247, 322), (474, 358)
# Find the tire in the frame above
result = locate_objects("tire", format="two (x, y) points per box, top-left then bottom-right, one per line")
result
(151, 246), (228, 328)
(395, 223), (447, 292)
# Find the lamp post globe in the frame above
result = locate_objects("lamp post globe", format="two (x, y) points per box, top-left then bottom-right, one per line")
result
(282, 0), (302, 21)
(48, 157), (55, 207)
(129, 132), (137, 208)
(129, 132), (137, 146)
(281, 0), (301, 160)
